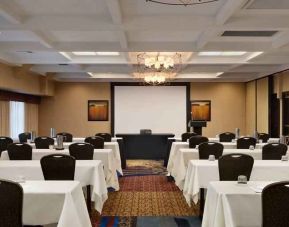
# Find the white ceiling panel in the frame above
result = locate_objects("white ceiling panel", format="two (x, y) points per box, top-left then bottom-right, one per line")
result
(0, 0), (288, 82)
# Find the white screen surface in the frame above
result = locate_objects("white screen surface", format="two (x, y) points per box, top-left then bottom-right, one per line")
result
(114, 86), (187, 137)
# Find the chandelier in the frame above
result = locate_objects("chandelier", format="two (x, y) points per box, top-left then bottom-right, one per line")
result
(145, 0), (219, 6)
(133, 52), (182, 85)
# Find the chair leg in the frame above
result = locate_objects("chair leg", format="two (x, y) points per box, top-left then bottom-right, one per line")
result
(199, 188), (205, 220)
(86, 185), (91, 215)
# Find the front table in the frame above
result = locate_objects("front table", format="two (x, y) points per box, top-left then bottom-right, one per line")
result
(0, 160), (108, 212)
(116, 133), (175, 160)
(22, 181), (91, 227)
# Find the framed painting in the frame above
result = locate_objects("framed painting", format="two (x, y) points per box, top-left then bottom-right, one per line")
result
(88, 100), (109, 121)
(191, 100), (211, 121)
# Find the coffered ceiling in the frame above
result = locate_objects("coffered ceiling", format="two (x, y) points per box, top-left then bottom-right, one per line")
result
(1, 0), (289, 82)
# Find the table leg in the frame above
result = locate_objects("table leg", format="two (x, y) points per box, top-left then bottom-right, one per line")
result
(86, 185), (91, 215)
(199, 188), (205, 219)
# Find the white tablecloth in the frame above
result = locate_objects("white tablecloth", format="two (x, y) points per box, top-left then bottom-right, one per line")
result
(73, 137), (122, 143)
(28, 142), (123, 175)
(209, 137), (279, 143)
(0, 160), (108, 212)
(171, 148), (263, 190)
(167, 141), (269, 175)
(202, 181), (275, 227)
(183, 160), (289, 205)
(1, 148), (119, 190)
(22, 181), (91, 227)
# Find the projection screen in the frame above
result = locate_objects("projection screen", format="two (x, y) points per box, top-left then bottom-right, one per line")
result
(114, 86), (187, 137)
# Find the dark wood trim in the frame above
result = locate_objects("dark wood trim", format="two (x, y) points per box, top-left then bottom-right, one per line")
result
(0, 89), (41, 104)
(255, 80), (258, 131)
(110, 82), (191, 136)
(110, 83), (115, 135)
(268, 75), (273, 136)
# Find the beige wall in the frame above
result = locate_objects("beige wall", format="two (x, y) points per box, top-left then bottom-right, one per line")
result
(190, 82), (246, 137)
(0, 63), (54, 96)
(245, 81), (256, 135)
(38, 82), (111, 137)
(256, 78), (269, 133)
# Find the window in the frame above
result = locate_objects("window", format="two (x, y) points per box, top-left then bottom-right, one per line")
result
(10, 101), (25, 139)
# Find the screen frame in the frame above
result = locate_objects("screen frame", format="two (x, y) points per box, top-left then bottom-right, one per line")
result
(111, 82), (191, 136)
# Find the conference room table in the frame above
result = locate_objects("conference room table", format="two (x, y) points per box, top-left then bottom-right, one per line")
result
(0, 160), (108, 213)
(167, 139), (279, 176)
(1, 148), (119, 190)
(202, 181), (274, 227)
(183, 160), (289, 206)
(28, 141), (123, 175)
(170, 148), (266, 190)
(21, 181), (91, 227)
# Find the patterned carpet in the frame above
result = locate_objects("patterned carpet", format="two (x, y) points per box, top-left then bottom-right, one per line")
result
(92, 160), (200, 227)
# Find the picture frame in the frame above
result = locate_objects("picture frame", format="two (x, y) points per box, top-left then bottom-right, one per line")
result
(191, 100), (211, 121)
(88, 100), (109, 121)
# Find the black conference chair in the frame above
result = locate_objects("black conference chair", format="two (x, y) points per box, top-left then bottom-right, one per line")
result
(84, 136), (104, 149)
(181, 132), (197, 142)
(34, 137), (54, 149)
(40, 154), (75, 180)
(258, 133), (270, 143)
(69, 143), (94, 160)
(262, 181), (289, 227)
(95, 133), (112, 142)
(198, 142), (224, 160)
(236, 137), (257, 149)
(0, 179), (23, 227)
(262, 143), (288, 160)
(219, 132), (235, 142)
(189, 136), (209, 148)
(56, 132), (73, 142)
(18, 132), (31, 143)
(218, 153), (254, 181)
(7, 143), (32, 160)
(0, 136), (13, 155)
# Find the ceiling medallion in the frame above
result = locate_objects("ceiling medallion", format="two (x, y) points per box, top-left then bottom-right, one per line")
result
(145, 0), (219, 6)
(133, 52), (182, 85)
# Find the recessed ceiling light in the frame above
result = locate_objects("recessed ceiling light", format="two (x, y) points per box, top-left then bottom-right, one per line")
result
(72, 52), (97, 56)
(96, 52), (120, 56)
(198, 52), (247, 56)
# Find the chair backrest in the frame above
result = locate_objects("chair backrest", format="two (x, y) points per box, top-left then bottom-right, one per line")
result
(198, 142), (224, 160)
(258, 133), (270, 143)
(219, 132), (235, 142)
(40, 154), (75, 180)
(7, 143), (32, 160)
(34, 136), (54, 149)
(0, 179), (23, 227)
(218, 153), (254, 181)
(69, 143), (94, 160)
(189, 136), (209, 148)
(56, 132), (73, 142)
(262, 143), (288, 160)
(262, 181), (289, 227)
(0, 137), (13, 153)
(18, 132), (31, 143)
(95, 133), (112, 142)
(84, 136), (104, 149)
(236, 137), (257, 149)
(181, 132), (197, 142)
